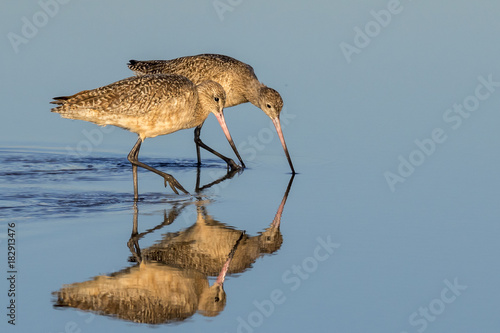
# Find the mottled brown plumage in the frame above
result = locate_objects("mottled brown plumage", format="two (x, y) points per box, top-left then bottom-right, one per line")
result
(128, 54), (295, 173)
(134, 174), (294, 276)
(54, 262), (228, 324)
(52, 200), (245, 324)
(52, 75), (223, 140)
(139, 206), (283, 276)
(51, 74), (241, 199)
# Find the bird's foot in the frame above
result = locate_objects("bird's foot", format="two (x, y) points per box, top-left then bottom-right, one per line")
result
(162, 175), (189, 195)
(227, 158), (243, 172)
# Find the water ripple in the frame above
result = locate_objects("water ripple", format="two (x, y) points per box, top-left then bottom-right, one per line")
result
(0, 148), (222, 220)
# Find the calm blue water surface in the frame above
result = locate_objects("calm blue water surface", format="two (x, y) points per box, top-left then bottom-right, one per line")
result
(2, 1), (500, 332)
(1, 141), (499, 332)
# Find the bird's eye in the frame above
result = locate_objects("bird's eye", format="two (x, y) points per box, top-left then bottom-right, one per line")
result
(214, 297), (220, 302)
(214, 97), (220, 102)
(266, 104), (271, 108)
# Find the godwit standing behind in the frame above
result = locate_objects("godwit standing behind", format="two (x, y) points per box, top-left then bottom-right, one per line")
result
(128, 54), (295, 174)
(51, 74), (241, 199)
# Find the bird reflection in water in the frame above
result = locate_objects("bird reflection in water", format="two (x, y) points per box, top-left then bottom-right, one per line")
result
(53, 174), (294, 324)
(139, 175), (294, 276)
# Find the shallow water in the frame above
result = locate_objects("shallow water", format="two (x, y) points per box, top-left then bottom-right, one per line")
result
(1, 143), (500, 332)
(3, 0), (500, 331)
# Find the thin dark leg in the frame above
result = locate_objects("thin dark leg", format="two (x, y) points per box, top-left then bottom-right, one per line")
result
(129, 139), (141, 200)
(195, 166), (201, 192)
(127, 137), (189, 197)
(127, 202), (142, 263)
(195, 125), (203, 167)
(132, 164), (138, 200)
(195, 167), (238, 193)
(194, 124), (241, 171)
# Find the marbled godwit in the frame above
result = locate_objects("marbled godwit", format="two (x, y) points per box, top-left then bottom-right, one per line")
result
(128, 54), (296, 174)
(51, 74), (241, 199)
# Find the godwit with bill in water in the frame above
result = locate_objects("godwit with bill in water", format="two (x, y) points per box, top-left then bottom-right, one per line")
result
(128, 54), (296, 174)
(51, 74), (241, 200)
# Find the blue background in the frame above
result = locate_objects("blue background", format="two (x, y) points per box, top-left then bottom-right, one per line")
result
(1, 1), (500, 332)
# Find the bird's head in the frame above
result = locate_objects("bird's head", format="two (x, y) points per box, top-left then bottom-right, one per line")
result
(197, 80), (226, 116)
(197, 80), (245, 168)
(258, 86), (283, 120)
(198, 283), (226, 317)
(258, 86), (295, 173)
